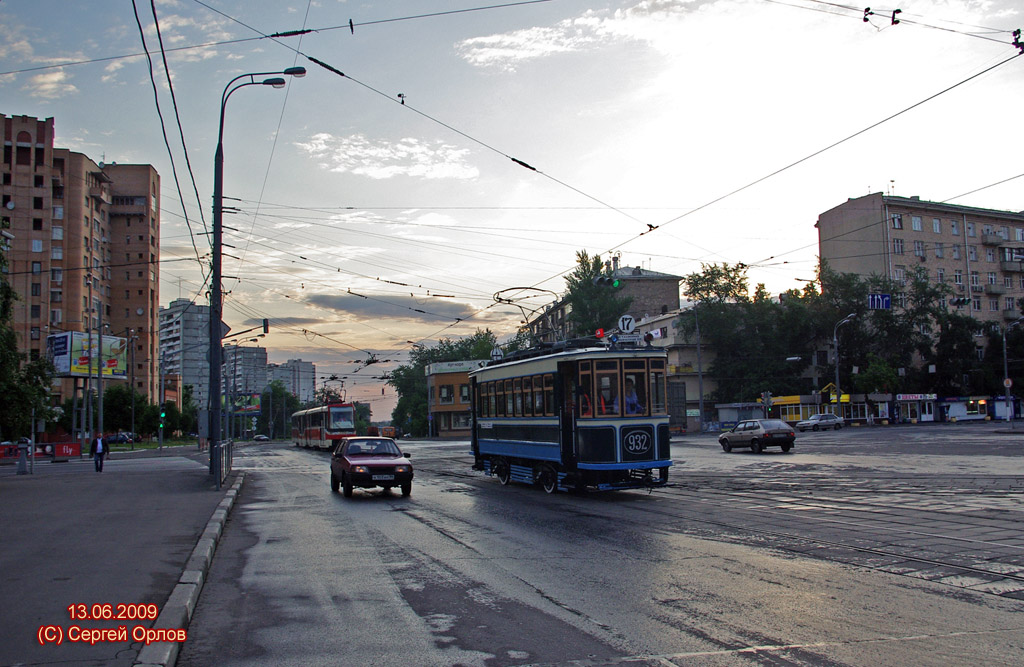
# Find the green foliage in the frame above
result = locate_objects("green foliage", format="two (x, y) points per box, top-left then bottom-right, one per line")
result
(564, 250), (632, 336)
(388, 329), (497, 437)
(256, 381), (299, 438)
(0, 247), (55, 440)
(853, 355), (899, 394)
(683, 262), (749, 304)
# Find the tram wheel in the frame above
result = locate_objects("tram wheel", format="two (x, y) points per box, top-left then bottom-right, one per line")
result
(539, 467), (558, 494)
(495, 459), (511, 485)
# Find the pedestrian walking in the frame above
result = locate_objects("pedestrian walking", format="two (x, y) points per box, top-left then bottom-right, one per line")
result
(89, 433), (107, 472)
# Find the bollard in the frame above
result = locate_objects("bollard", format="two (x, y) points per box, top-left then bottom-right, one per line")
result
(16, 440), (29, 475)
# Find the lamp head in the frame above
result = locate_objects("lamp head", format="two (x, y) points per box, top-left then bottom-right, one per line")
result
(284, 67), (306, 77)
(263, 77), (287, 88)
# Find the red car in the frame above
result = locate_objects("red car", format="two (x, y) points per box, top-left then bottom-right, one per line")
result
(330, 437), (413, 497)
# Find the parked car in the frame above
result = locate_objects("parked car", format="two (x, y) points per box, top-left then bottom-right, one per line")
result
(253, 434), (270, 442)
(330, 437), (413, 498)
(795, 413), (844, 432)
(719, 419), (795, 453)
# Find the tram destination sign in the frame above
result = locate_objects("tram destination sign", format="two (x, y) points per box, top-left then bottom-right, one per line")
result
(868, 293), (891, 310)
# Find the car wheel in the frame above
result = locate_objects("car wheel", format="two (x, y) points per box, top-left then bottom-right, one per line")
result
(401, 481), (412, 497)
(750, 439), (762, 454)
(342, 473), (353, 498)
(812, 424), (819, 432)
(835, 423), (842, 430)
(721, 440), (732, 453)
(330, 471), (339, 493)
(495, 459), (511, 486)
(781, 444), (792, 453)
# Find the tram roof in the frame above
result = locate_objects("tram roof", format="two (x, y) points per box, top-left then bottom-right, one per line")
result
(471, 342), (666, 377)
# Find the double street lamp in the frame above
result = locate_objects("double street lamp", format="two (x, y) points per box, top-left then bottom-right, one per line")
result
(209, 67), (304, 487)
(833, 313), (856, 412)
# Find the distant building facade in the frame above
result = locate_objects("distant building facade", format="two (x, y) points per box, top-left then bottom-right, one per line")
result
(528, 258), (682, 343)
(268, 359), (316, 403)
(1, 113), (160, 407)
(158, 298), (211, 408)
(817, 193), (1024, 327)
(223, 345), (268, 397)
(425, 360), (487, 438)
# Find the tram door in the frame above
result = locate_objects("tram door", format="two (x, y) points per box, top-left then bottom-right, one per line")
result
(558, 363), (577, 468)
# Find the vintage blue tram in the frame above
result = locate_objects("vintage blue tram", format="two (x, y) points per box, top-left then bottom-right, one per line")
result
(470, 342), (672, 492)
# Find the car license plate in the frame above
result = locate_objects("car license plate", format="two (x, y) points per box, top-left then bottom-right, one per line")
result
(372, 474), (394, 481)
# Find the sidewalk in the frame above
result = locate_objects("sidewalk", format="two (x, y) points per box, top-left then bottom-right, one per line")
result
(0, 447), (241, 666)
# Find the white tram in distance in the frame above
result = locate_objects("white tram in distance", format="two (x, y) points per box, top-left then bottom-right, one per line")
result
(291, 402), (357, 450)
(470, 342), (672, 492)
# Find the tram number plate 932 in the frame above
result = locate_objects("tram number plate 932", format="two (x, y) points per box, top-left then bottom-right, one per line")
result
(372, 474), (394, 481)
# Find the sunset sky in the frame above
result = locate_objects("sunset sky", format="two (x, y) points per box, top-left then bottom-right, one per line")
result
(2, 0), (1021, 416)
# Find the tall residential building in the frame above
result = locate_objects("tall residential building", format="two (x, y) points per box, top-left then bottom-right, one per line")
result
(158, 298), (211, 409)
(223, 345), (268, 397)
(268, 359), (316, 403)
(1, 114), (160, 404)
(817, 193), (1024, 327)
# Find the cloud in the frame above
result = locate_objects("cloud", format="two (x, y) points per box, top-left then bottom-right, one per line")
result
(455, 0), (707, 71)
(27, 69), (78, 99)
(295, 133), (479, 180)
(305, 292), (484, 323)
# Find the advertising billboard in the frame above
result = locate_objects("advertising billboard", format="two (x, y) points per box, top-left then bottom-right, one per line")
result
(224, 393), (261, 415)
(46, 332), (128, 379)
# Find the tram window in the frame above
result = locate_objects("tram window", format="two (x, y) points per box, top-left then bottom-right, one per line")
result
(595, 360), (619, 416)
(543, 375), (555, 415)
(621, 361), (648, 415)
(513, 379), (523, 416)
(649, 360), (667, 414)
(496, 382), (505, 417)
(577, 372), (594, 417)
(532, 375), (544, 415)
(505, 379), (514, 416)
(520, 378), (531, 416)
(489, 383), (497, 417)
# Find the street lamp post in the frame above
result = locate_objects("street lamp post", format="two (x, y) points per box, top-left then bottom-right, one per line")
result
(209, 67), (304, 487)
(833, 313), (856, 415)
(1002, 317), (1023, 426)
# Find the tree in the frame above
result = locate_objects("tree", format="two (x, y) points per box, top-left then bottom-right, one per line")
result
(388, 329), (498, 437)
(0, 244), (55, 440)
(683, 262), (749, 304)
(564, 250), (632, 336)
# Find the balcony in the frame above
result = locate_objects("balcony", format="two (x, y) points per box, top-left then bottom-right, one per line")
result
(88, 186), (111, 205)
(982, 233), (1005, 246)
(1000, 260), (1024, 272)
(1004, 308), (1021, 321)
(969, 285), (983, 293)
(985, 284), (1007, 295)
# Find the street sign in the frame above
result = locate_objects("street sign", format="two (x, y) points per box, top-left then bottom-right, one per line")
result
(1004, 378), (1013, 389)
(868, 293), (891, 310)
(618, 315), (636, 333)
(615, 334), (641, 343)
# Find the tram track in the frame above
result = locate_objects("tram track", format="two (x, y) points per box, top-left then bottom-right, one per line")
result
(415, 453), (1024, 598)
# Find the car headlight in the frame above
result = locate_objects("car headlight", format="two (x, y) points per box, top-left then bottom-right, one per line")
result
(352, 465), (369, 474)
(395, 465), (411, 474)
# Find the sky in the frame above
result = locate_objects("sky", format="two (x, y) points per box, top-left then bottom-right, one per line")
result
(2, 0), (1022, 419)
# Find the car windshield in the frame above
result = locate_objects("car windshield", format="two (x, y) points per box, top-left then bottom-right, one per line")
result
(760, 420), (790, 429)
(345, 439), (401, 457)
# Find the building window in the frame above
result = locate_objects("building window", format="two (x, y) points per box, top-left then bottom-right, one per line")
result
(986, 248), (995, 262)
(972, 298), (981, 311)
(894, 266), (906, 284)
(51, 246), (62, 260)
(31, 262), (41, 274)
(952, 245), (961, 260)
(460, 384), (470, 403)
(911, 216), (922, 231)
(970, 271), (980, 286)
(51, 226), (63, 240)
(1006, 297), (1016, 311)
(913, 240), (925, 257)
(31, 239), (43, 253)
(50, 290), (61, 303)
(439, 384), (454, 405)
(966, 222), (976, 237)
(893, 238), (904, 255)
(894, 293), (907, 308)
(990, 299), (1000, 312)
(30, 305), (40, 319)
(1005, 276), (1013, 288)
(954, 270), (963, 285)
(933, 218), (941, 233)
(891, 214), (903, 229)
(951, 220), (959, 235)
(968, 246), (977, 261)
(935, 242), (943, 258)
(32, 218), (43, 230)
(50, 309), (62, 324)
(33, 197), (43, 209)
(51, 268), (62, 283)
(987, 272), (997, 285)
(1017, 228), (1024, 242)
(31, 283), (41, 296)
(936, 268), (945, 283)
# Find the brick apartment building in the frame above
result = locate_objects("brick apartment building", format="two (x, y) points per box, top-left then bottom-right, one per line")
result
(817, 193), (1024, 326)
(1, 114), (161, 408)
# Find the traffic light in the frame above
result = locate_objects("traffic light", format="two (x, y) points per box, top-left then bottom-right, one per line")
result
(592, 276), (621, 288)
(949, 297), (970, 307)
(262, 318), (269, 334)
(159, 405), (166, 430)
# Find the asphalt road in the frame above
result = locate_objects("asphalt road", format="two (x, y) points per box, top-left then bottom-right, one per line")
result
(179, 425), (1024, 666)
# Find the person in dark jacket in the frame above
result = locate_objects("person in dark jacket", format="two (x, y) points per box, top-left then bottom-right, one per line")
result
(89, 434), (108, 472)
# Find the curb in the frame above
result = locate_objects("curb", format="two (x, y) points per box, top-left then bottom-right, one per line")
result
(134, 472), (245, 667)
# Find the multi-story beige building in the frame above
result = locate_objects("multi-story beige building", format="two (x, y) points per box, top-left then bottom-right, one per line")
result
(817, 193), (1024, 325)
(1, 114), (160, 408)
